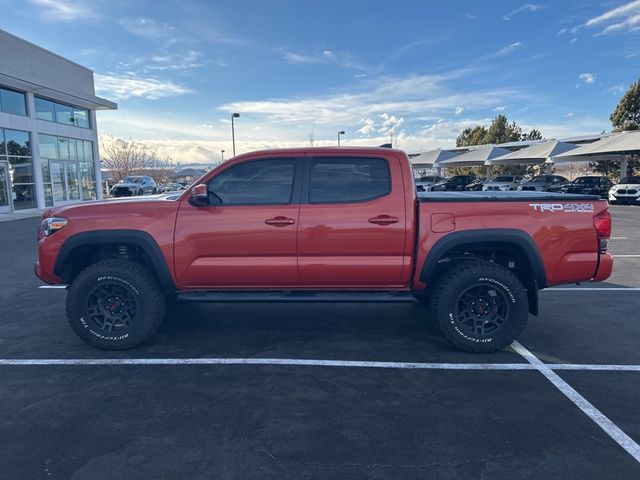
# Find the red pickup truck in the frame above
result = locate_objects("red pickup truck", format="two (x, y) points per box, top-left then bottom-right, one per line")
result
(36, 147), (613, 352)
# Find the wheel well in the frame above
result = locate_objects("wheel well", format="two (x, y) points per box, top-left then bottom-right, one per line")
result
(420, 240), (542, 316)
(57, 243), (157, 285)
(54, 230), (176, 293)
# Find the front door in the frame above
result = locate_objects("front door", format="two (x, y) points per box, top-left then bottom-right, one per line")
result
(50, 161), (80, 203)
(0, 163), (11, 213)
(174, 157), (301, 288)
(297, 156), (407, 287)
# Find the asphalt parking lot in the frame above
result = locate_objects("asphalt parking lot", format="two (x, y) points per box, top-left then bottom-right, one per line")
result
(1, 206), (639, 479)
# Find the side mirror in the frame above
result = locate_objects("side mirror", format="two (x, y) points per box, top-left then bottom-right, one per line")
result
(189, 184), (209, 207)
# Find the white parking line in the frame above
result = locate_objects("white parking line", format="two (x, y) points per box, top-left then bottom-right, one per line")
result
(613, 255), (640, 258)
(512, 341), (640, 464)
(38, 285), (66, 289)
(0, 358), (537, 369)
(1, 358), (640, 372)
(610, 237), (628, 240)
(549, 287), (640, 291)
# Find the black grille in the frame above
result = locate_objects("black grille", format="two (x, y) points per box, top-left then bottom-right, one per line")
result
(521, 186), (536, 191)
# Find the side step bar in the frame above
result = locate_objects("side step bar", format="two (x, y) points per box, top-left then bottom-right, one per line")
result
(176, 291), (417, 303)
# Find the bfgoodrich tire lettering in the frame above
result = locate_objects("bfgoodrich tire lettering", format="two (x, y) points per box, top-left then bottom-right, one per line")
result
(66, 259), (165, 350)
(430, 261), (528, 353)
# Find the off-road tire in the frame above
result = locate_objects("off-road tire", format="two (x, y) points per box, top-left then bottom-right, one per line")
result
(430, 261), (528, 353)
(66, 259), (165, 350)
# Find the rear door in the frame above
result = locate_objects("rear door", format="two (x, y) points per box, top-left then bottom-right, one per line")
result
(174, 157), (301, 287)
(297, 155), (407, 287)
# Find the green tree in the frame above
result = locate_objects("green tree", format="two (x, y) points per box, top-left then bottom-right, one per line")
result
(610, 80), (640, 131)
(454, 115), (544, 176)
(590, 82), (640, 177)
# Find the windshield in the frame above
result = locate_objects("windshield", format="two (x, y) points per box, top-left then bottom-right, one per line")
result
(531, 176), (552, 183)
(123, 177), (143, 183)
(573, 177), (599, 184)
(620, 176), (640, 184)
(494, 176), (514, 182)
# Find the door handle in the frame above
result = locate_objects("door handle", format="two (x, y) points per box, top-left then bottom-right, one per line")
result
(368, 215), (399, 225)
(265, 216), (296, 227)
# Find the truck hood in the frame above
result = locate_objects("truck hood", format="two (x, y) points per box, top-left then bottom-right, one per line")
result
(45, 194), (180, 218)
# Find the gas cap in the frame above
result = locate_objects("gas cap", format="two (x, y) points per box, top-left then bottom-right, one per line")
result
(430, 213), (456, 233)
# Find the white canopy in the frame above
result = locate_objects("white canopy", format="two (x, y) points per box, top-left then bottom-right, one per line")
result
(486, 140), (578, 165)
(410, 148), (458, 167)
(555, 131), (640, 160)
(437, 145), (512, 167)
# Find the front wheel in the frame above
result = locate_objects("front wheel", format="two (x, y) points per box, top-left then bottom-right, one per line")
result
(66, 259), (166, 350)
(430, 261), (528, 353)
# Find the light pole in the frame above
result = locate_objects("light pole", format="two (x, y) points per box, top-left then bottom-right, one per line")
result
(221, 149), (225, 162)
(231, 112), (240, 157)
(337, 130), (345, 146)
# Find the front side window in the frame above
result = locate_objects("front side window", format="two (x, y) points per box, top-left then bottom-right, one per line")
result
(309, 157), (390, 203)
(208, 158), (296, 205)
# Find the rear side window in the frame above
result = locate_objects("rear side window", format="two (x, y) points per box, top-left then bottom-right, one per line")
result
(208, 158), (296, 205)
(309, 157), (391, 203)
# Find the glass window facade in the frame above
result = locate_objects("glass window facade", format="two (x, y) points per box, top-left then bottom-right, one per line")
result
(0, 128), (35, 210)
(39, 134), (96, 206)
(0, 88), (27, 116)
(35, 96), (90, 128)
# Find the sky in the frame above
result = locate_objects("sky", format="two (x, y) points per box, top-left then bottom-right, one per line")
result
(2, 0), (640, 164)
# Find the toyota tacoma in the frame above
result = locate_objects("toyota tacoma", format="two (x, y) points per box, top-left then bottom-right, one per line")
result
(36, 147), (613, 352)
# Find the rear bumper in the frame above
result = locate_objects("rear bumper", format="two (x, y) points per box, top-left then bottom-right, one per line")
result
(592, 253), (613, 282)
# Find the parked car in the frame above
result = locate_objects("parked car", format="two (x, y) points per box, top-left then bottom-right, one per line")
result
(518, 175), (569, 192)
(431, 175), (477, 191)
(415, 175), (443, 193)
(609, 176), (640, 204)
(482, 175), (524, 191)
(157, 183), (186, 193)
(36, 146), (612, 353)
(111, 176), (157, 197)
(549, 176), (613, 198)
(464, 177), (487, 191)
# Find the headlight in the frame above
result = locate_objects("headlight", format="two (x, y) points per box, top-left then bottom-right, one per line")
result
(41, 217), (68, 236)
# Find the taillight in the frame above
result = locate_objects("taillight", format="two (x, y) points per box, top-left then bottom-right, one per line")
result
(593, 210), (611, 253)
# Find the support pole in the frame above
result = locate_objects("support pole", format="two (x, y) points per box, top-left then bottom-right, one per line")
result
(620, 157), (628, 179)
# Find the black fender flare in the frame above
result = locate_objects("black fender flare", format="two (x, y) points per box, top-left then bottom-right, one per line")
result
(54, 230), (175, 292)
(419, 228), (547, 290)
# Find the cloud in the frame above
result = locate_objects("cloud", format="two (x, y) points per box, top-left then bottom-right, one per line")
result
(606, 85), (626, 95)
(502, 4), (543, 21)
(578, 73), (596, 85)
(218, 71), (523, 128)
(581, 0), (640, 34)
(279, 50), (325, 64)
(94, 73), (193, 100)
(454, 106), (465, 116)
(118, 18), (176, 39)
(147, 50), (204, 71)
(570, 37), (578, 43)
(493, 106), (506, 112)
(565, 112), (574, 118)
(485, 42), (523, 59)
(29, 0), (96, 21)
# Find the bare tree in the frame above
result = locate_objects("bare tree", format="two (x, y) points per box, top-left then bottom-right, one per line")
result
(100, 136), (174, 184)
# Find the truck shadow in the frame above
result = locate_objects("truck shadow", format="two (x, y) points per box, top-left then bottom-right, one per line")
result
(155, 301), (522, 362)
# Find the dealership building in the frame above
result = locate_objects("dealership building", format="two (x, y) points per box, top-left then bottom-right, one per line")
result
(0, 29), (116, 214)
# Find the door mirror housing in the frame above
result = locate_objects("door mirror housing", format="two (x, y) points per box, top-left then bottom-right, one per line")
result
(189, 184), (209, 207)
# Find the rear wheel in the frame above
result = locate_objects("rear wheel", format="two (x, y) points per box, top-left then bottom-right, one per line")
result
(66, 259), (165, 350)
(430, 261), (528, 353)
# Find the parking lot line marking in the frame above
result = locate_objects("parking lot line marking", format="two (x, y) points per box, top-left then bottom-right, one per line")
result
(0, 358), (537, 369)
(545, 288), (640, 291)
(38, 285), (66, 289)
(1, 358), (639, 372)
(512, 341), (640, 464)
(613, 255), (640, 258)
(551, 364), (640, 371)
(610, 237), (628, 240)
